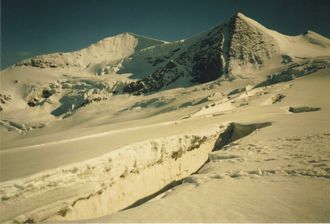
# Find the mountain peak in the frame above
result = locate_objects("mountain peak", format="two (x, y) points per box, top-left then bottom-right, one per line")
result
(230, 12), (251, 22)
(235, 12), (247, 18)
(229, 12), (268, 32)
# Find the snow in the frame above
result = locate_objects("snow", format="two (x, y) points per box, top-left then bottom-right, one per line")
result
(89, 69), (330, 223)
(1, 12), (330, 224)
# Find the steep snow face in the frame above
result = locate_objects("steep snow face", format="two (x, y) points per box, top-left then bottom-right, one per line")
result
(117, 40), (186, 80)
(15, 33), (165, 69)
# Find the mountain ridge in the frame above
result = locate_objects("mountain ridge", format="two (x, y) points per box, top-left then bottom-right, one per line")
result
(14, 32), (166, 70)
(10, 12), (330, 72)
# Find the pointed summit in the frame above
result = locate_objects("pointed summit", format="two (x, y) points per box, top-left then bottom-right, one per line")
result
(228, 12), (269, 32)
(225, 12), (279, 75)
(233, 12), (247, 19)
(229, 12), (251, 22)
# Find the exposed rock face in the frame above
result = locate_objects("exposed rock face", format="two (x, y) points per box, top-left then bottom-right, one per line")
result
(191, 25), (224, 83)
(226, 13), (278, 75)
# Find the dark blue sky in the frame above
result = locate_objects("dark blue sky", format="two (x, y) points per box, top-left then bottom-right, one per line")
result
(1, 0), (330, 69)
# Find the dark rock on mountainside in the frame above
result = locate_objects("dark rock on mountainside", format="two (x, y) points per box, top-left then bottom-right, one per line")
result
(123, 13), (279, 95)
(123, 24), (226, 95)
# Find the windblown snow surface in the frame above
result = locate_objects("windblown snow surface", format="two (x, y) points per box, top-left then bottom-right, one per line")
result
(1, 12), (330, 223)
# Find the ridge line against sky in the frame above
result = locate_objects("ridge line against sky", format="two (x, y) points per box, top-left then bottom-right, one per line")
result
(1, 0), (330, 69)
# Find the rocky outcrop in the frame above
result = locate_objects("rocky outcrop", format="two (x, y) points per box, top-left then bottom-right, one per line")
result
(123, 60), (184, 95)
(26, 85), (58, 107)
(0, 93), (11, 111)
(254, 59), (330, 88)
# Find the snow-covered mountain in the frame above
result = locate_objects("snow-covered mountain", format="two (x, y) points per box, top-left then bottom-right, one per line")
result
(123, 13), (330, 94)
(1, 13), (330, 223)
(4, 13), (329, 96)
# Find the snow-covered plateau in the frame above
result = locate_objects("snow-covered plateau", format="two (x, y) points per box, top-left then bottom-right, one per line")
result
(1, 12), (330, 223)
